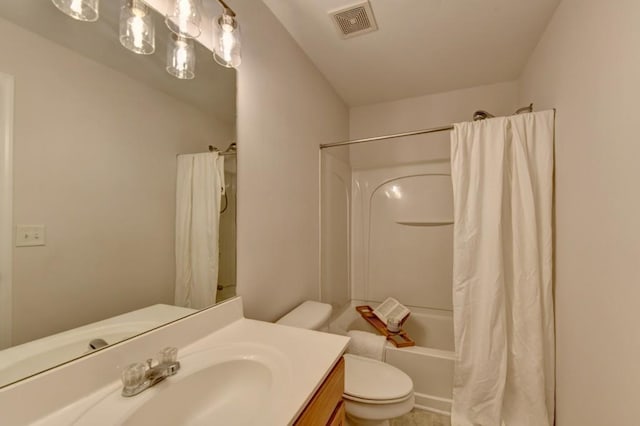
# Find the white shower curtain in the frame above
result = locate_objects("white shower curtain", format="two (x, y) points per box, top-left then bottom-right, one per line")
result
(175, 152), (225, 309)
(450, 110), (555, 426)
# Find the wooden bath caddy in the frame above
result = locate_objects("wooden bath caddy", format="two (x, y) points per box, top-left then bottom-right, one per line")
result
(355, 305), (415, 348)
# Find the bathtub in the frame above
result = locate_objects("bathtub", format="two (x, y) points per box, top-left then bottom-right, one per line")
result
(329, 300), (455, 415)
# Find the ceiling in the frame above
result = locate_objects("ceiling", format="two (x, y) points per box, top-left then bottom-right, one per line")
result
(0, 0), (236, 124)
(262, 0), (560, 106)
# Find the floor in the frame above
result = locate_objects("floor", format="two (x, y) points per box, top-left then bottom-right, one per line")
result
(389, 409), (451, 426)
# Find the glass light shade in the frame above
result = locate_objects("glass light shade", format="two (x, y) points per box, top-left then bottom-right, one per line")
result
(212, 12), (242, 68)
(51, 0), (99, 22)
(165, 0), (202, 39)
(120, 0), (156, 55)
(166, 34), (195, 80)
(119, 0), (155, 55)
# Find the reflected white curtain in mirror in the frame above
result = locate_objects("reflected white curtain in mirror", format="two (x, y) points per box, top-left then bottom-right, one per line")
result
(175, 152), (225, 309)
(450, 110), (555, 426)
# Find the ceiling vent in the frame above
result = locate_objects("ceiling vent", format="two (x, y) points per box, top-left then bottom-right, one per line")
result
(330, 2), (378, 39)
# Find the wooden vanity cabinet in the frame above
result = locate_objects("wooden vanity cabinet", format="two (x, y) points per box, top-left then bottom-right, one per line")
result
(294, 357), (345, 426)
(327, 400), (345, 426)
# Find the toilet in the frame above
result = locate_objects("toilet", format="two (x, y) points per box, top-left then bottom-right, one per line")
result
(277, 301), (415, 426)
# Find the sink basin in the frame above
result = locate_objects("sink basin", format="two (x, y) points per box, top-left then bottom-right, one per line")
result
(73, 343), (292, 426)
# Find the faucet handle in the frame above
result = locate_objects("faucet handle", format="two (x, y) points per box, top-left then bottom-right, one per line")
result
(159, 347), (178, 364)
(121, 362), (147, 388)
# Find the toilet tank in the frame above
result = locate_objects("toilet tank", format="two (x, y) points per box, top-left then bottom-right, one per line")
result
(276, 301), (332, 330)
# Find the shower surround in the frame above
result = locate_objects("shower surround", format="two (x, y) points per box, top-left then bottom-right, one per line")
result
(322, 108), (555, 424)
(321, 130), (456, 414)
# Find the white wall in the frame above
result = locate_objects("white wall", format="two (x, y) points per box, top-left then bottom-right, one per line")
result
(0, 17), (233, 345)
(233, 0), (350, 321)
(350, 81), (519, 154)
(349, 81), (519, 173)
(519, 1), (640, 424)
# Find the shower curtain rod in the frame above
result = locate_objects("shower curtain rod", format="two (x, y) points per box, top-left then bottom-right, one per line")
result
(319, 104), (534, 149)
(320, 125), (454, 149)
(208, 143), (237, 156)
(177, 143), (237, 157)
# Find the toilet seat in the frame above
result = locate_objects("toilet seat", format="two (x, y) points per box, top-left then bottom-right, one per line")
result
(343, 393), (413, 405)
(343, 354), (413, 403)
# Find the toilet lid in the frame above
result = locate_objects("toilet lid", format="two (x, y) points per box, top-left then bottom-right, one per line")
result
(343, 354), (413, 401)
(275, 301), (332, 330)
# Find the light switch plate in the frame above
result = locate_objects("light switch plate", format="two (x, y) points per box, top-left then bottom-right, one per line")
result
(15, 225), (46, 247)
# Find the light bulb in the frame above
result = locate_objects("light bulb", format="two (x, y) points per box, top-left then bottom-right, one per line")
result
(70, 0), (83, 14)
(175, 41), (189, 72)
(129, 16), (145, 49)
(177, 0), (194, 18)
(176, 0), (196, 34)
(165, 0), (202, 39)
(166, 34), (195, 79)
(51, 0), (99, 22)
(220, 28), (235, 63)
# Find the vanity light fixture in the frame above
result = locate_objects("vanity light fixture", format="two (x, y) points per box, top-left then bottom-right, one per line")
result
(212, 0), (242, 68)
(166, 34), (196, 80)
(120, 0), (155, 55)
(165, 0), (202, 39)
(51, 0), (99, 22)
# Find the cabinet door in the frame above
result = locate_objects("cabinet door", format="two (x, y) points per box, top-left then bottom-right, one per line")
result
(328, 401), (345, 426)
(294, 358), (345, 425)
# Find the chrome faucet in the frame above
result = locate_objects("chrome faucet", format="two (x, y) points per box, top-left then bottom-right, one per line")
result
(121, 347), (181, 397)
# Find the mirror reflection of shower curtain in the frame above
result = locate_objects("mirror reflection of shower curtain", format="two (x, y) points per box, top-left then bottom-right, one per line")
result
(174, 152), (225, 309)
(450, 110), (555, 426)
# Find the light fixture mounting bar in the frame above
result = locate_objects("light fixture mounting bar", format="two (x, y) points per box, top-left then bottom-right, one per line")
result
(216, 0), (236, 17)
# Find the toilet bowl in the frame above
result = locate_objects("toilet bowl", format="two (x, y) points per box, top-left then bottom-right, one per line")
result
(342, 354), (414, 426)
(276, 301), (415, 426)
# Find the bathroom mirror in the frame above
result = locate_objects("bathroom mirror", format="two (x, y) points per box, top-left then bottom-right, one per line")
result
(0, 1), (236, 388)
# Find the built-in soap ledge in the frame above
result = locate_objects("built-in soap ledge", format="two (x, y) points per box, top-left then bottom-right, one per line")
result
(396, 220), (454, 226)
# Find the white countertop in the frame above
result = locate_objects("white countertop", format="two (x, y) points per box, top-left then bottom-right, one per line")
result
(14, 298), (349, 425)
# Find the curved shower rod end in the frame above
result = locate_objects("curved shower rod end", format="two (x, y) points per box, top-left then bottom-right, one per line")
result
(473, 110), (495, 121)
(515, 103), (534, 115)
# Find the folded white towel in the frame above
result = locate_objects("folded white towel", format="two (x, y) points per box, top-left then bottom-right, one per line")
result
(346, 330), (386, 361)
